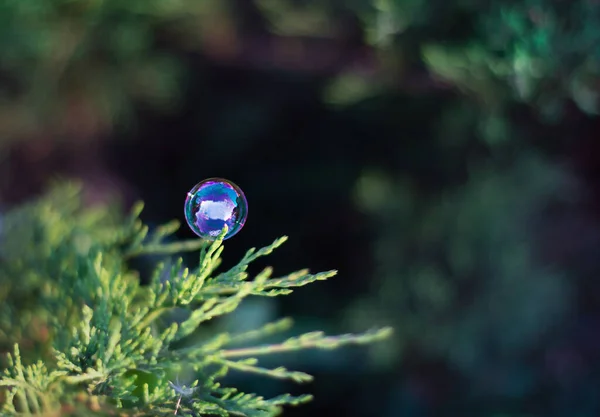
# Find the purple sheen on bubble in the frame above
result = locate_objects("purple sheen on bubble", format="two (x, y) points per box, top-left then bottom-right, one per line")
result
(184, 178), (248, 240)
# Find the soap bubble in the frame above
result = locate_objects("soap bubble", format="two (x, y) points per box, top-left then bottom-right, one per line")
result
(184, 178), (248, 240)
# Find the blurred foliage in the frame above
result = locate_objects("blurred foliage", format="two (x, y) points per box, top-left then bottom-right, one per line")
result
(255, 0), (336, 37)
(0, 0), (229, 146)
(2, 0), (599, 148)
(390, 0), (599, 118)
(291, 0), (600, 119)
(323, 71), (380, 107)
(420, 0), (600, 118)
(350, 154), (576, 396)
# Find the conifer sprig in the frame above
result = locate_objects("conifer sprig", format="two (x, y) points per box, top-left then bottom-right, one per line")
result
(0, 183), (391, 416)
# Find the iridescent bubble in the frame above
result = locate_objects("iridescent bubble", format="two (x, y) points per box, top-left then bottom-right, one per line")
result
(184, 178), (248, 240)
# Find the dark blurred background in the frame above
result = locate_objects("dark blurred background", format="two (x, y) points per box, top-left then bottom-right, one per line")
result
(2, 0), (600, 416)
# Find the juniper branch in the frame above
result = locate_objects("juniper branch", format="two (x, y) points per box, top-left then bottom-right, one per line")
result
(220, 327), (394, 358)
(0, 183), (391, 417)
(217, 358), (314, 383)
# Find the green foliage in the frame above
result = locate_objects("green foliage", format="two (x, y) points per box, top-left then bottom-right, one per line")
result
(255, 0), (335, 37)
(350, 155), (574, 389)
(357, 0), (600, 117)
(2, 0), (597, 148)
(0, 0), (216, 145)
(0, 183), (391, 416)
(270, 0), (600, 119)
